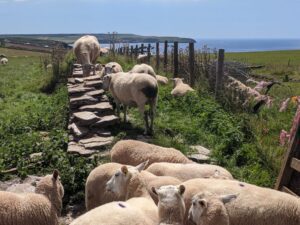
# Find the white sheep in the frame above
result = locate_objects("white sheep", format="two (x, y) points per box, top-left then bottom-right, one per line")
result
(152, 185), (186, 225)
(130, 63), (169, 85)
(85, 162), (181, 210)
(103, 72), (158, 134)
(99, 62), (123, 78)
(182, 178), (300, 225)
(188, 192), (237, 225)
(111, 140), (191, 167)
(73, 35), (101, 77)
(0, 57), (8, 65)
(70, 161), (158, 225)
(146, 162), (233, 181)
(171, 78), (194, 97)
(0, 170), (64, 225)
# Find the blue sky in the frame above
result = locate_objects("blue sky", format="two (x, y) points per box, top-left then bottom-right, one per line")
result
(0, 0), (299, 39)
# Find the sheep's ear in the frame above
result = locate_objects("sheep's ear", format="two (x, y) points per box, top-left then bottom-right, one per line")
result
(151, 187), (158, 195)
(112, 65), (116, 68)
(53, 170), (59, 180)
(102, 64), (106, 67)
(135, 160), (149, 172)
(198, 199), (207, 208)
(179, 185), (185, 195)
(219, 194), (238, 204)
(121, 166), (128, 175)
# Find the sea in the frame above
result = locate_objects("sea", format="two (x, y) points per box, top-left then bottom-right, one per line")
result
(100, 39), (300, 53)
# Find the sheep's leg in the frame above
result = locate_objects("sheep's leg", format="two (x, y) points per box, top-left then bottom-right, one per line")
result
(138, 105), (149, 134)
(116, 102), (121, 118)
(123, 105), (127, 123)
(149, 106), (155, 135)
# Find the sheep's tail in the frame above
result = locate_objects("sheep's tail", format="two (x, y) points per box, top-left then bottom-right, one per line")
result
(141, 85), (158, 99)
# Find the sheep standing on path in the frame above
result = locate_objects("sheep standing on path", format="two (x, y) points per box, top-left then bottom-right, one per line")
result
(171, 78), (194, 97)
(73, 35), (101, 77)
(152, 185), (186, 225)
(103, 72), (158, 134)
(111, 140), (191, 167)
(181, 178), (300, 225)
(0, 57), (8, 65)
(0, 170), (64, 225)
(70, 161), (158, 225)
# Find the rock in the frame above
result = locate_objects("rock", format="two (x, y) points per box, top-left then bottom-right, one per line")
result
(92, 129), (112, 137)
(83, 75), (101, 81)
(68, 86), (95, 96)
(73, 64), (82, 68)
(68, 78), (76, 84)
(99, 95), (109, 102)
(0, 175), (41, 192)
(79, 102), (113, 116)
(72, 71), (84, 78)
(69, 123), (90, 138)
(84, 80), (103, 88)
(79, 136), (113, 150)
(70, 95), (98, 109)
(67, 143), (97, 157)
(75, 78), (84, 83)
(86, 89), (105, 98)
(92, 115), (120, 128)
(188, 145), (211, 163)
(73, 111), (100, 126)
(30, 152), (43, 160)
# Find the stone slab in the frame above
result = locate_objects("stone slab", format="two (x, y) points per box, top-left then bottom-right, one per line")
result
(67, 143), (97, 157)
(79, 136), (113, 150)
(68, 86), (95, 95)
(84, 80), (103, 88)
(92, 115), (119, 128)
(70, 95), (98, 108)
(73, 111), (100, 126)
(83, 75), (101, 81)
(86, 89), (105, 98)
(79, 102), (113, 114)
(69, 123), (90, 138)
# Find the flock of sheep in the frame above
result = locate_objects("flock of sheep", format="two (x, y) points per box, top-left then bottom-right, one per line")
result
(1, 139), (300, 225)
(73, 35), (194, 134)
(1, 35), (300, 225)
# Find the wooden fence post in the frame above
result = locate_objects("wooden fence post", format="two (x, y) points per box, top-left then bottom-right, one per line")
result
(156, 42), (160, 71)
(135, 45), (138, 59)
(147, 44), (151, 64)
(189, 42), (195, 87)
(164, 40), (168, 71)
(173, 41), (179, 78)
(141, 43), (144, 54)
(215, 49), (225, 99)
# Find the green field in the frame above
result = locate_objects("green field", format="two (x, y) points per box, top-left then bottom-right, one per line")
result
(0, 48), (299, 209)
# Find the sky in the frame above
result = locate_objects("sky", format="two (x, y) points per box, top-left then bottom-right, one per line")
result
(0, 0), (299, 39)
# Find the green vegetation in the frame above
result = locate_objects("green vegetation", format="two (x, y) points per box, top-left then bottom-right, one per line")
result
(0, 48), (96, 205)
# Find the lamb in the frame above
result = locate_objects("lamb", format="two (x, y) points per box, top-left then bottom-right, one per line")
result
(103, 72), (158, 134)
(73, 35), (101, 77)
(146, 162), (233, 181)
(85, 162), (181, 210)
(99, 62), (123, 78)
(70, 161), (158, 225)
(111, 140), (191, 167)
(0, 170), (64, 225)
(152, 185), (186, 225)
(137, 53), (148, 63)
(188, 192), (237, 225)
(130, 63), (169, 85)
(171, 78), (194, 97)
(181, 178), (300, 225)
(0, 57), (8, 65)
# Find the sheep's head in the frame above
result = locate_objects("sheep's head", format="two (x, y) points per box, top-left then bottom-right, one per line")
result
(35, 170), (64, 216)
(188, 192), (237, 225)
(106, 160), (148, 198)
(105, 64), (117, 75)
(103, 74), (112, 91)
(152, 185), (186, 224)
(171, 78), (184, 87)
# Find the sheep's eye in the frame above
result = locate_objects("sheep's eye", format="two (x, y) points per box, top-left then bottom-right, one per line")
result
(115, 173), (119, 177)
(199, 200), (205, 207)
(192, 201), (196, 206)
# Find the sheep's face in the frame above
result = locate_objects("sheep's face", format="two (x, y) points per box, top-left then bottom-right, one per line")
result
(171, 78), (184, 87)
(152, 185), (185, 205)
(104, 65), (116, 75)
(189, 194), (208, 225)
(103, 74), (112, 91)
(106, 161), (148, 197)
(188, 192), (238, 225)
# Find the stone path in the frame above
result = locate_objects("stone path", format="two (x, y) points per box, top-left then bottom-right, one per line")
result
(67, 65), (119, 157)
